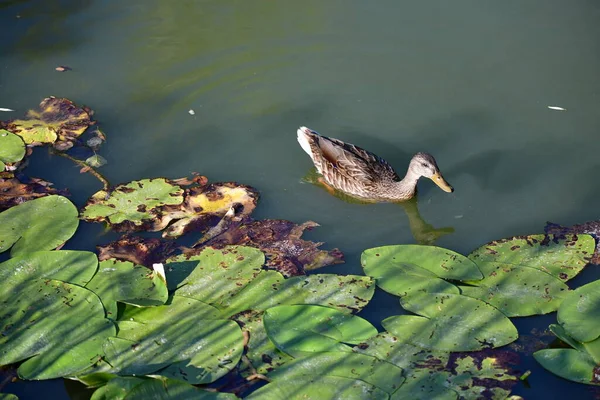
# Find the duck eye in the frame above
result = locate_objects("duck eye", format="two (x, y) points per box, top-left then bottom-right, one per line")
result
(421, 163), (428, 167)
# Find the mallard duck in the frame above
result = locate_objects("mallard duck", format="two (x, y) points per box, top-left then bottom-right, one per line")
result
(297, 126), (453, 202)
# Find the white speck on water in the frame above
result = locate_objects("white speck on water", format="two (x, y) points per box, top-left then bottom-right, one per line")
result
(0, 108), (14, 112)
(547, 106), (566, 111)
(454, 215), (464, 219)
(188, 109), (195, 115)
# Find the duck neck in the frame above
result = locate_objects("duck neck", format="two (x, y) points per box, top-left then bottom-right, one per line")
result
(388, 169), (420, 200)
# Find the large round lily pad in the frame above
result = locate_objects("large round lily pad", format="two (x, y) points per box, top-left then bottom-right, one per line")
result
(362, 245), (482, 281)
(557, 279), (600, 343)
(534, 349), (600, 386)
(0, 278), (114, 379)
(263, 305), (378, 357)
(467, 234), (594, 281)
(267, 351), (405, 395)
(245, 376), (389, 400)
(459, 262), (569, 317)
(0, 195), (79, 256)
(385, 293), (518, 351)
(85, 259), (168, 318)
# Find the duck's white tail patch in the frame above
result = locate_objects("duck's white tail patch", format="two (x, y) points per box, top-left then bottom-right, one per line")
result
(297, 126), (315, 160)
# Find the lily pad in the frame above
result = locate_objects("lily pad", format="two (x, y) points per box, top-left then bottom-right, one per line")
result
(85, 154), (107, 168)
(81, 178), (184, 228)
(263, 305), (378, 357)
(267, 351), (405, 394)
(120, 295), (222, 323)
(85, 259), (168, 318)
(169, 246), (265, 304)
(222, 272), (375, 316)
(0, 195), (79, 256)
(468, 234), (594, 281)
(235, 310), (294, 377)
(459, 262), (569, 317)
(0, 394), (19, 400)
(362, 255), (459, 297)
(0, 129), (25, 167)
(557, 279), (600, 343)
(362, 245), (482, 281)
(534, 349), (600, 386)
(195, 219), (344, 276)
(0, 278), (113, 378)
(3, 97), (94, 148)
(90, 377), (238, 400)
(0, 250), (98, 290)
(385, 292), (518, 351)
(245, 376), (389, 400)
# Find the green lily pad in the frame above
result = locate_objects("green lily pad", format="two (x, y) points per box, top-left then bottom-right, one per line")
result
(467, 234), (594, 281)
(268, 352), (405, 394)
(0, 278), (113, 378)
(459, 262), (569, 317)
(120, 295), (222, 323)
(85, 259), (168, 318)
(362, 255), (459, 297)
(235, 310), (294, 377)
(557, 279), (600, 343)
(246, 376), (389, 400)
(0, 195), (79, 256)
(385, 293), (518, 351)
(169, 246), (265, 304)
(0, 394), (19, 400)
(0, 129), (25, 166)
(362, 245), (483, 281)
(534, 349), (600, 386)
(391, 370), (457, 400)
(81, 178), (184, 226)
(0, 250), (98, 289)
(263, 305), (378, 357)
(549, 324), (585, 352)
(6, 97), (94, 148)
(91, 376), (238, 400)
(222, 271), (375, 316)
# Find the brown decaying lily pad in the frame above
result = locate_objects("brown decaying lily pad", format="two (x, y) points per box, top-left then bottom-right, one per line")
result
(0, 96), (95, 149)
(545, 221), (600, 264)
(0, 177), (67, 211)
(184, 219), (345, 277)
(97, 235), (177, 268)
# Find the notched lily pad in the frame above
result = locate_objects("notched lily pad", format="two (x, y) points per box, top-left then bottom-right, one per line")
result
(0, 177), (66, 211)
(0, 195), (78, 256)
(468, 233), (594, 281)
(459, 261), (569, 317)
(1, 97), (95, 149)
(190, 219), (344, 277)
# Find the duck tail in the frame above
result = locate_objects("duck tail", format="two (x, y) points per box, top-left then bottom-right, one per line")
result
(297, 126), (316, 158)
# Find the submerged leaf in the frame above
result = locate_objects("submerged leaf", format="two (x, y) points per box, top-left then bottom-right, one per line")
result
(85, 154), (107, 168)
(2, 97), (94, 148)
(263, 305), (377, 357)
(85, 259), (168, 318)
(0, 177), (65, 211)
(468, 234), (594, 281)
(459, 262), (569, 317)
(0, 195), (78, 256)
(194, 219), (344, 276)
(97, 235), (176, 268)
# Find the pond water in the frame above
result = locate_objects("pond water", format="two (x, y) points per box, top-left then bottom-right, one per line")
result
(2, 0), (600, 398)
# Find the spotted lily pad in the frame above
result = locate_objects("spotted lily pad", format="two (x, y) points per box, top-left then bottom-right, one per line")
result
(459, 262), (569, 317)
(85, 259), (168, 318)
(267, 352), (405, 395)
(3, 97), (94, 148)
(0, 129), (25, 170)
(0, 278), (114, 379)
(81, 178), (184, 228)
(385, 292), (518, 351)
(263, 305), (378, 357)
(362, 245), (483, 281)
(468, 234), (594, 281)
(0, 195), (79, 256)
(245, 376), (389, 400)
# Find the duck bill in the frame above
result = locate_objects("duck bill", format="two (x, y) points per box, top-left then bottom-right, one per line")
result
(430, 172), (454, 193)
